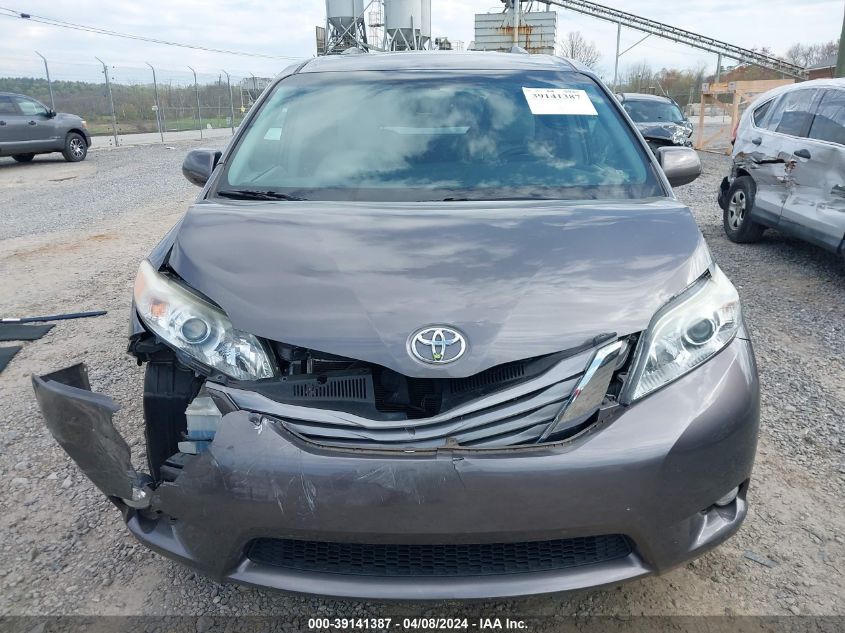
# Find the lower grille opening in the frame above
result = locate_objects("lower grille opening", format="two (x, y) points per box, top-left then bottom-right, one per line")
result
(245, 534), (632, 577)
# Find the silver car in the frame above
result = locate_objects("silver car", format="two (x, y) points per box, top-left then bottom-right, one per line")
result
(718, 78), (845, 256)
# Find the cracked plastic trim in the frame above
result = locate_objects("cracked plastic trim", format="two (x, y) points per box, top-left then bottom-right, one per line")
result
(32, 364), (142, 503)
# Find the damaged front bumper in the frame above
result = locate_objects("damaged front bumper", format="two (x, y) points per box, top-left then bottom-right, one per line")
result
(32, 365), (153, 508)
(32, 339), (759, 600)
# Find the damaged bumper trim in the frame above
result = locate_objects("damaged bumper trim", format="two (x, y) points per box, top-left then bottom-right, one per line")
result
(32, 364), (152, 508)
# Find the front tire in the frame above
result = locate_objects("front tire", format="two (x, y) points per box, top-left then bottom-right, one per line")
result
(12, 153), (35, 163)
(723, 176), (765, 243)
(62, 132), (87, 162)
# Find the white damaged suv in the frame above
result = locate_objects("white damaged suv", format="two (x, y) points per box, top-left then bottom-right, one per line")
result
(718, 78), (845, 258)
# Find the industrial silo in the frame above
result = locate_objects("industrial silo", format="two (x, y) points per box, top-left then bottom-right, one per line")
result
(327, 0), (365, 33)
(420, 0), (431, 46)
(384, 0), (431, 50)
(324, 0), (368, 53)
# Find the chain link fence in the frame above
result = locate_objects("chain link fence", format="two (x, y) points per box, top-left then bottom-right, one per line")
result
(0, 53), (272, 146)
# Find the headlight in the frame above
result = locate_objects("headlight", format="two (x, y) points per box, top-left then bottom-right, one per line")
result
(134, 260), (276, 380)
(621, 265), (740, 403)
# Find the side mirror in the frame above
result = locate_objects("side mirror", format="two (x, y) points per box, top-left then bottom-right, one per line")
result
(657, 146), (701, 187)
(182, 149), (222, 187)
(46, 109), (56, 119)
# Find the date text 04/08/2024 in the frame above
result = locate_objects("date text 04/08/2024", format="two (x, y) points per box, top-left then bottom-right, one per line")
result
(307, 618), (528, 630)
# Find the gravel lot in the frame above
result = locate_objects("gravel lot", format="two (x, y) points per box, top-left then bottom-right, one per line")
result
(0, 144), (843, 623)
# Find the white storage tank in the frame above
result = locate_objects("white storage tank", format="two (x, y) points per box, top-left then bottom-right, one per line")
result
(420, 0), (431, 42)
(326, 0), (365, 32)
(384, 0), (431, 49)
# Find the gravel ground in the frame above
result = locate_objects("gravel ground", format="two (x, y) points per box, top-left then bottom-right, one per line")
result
(0, 145), (842, 623)
(0, 141), (221, 241)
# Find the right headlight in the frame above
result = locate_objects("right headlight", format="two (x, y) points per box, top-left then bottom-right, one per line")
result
(621, 265), (741, 403)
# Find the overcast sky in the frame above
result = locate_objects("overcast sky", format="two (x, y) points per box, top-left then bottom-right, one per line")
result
(0, 1), (841, 83)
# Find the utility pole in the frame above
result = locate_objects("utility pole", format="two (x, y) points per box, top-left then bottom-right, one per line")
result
(35, 51), (54, 110)
(836, 5), (845, 78)
(95, 57), (118, 147)
(613, 22), (621, 91)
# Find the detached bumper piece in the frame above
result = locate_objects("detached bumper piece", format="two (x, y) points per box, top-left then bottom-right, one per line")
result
(31, 364), (152, 508)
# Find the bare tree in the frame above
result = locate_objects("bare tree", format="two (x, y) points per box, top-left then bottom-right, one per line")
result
(621, 61), (653, 93)
(559, 31), (601, 68)
(785, 40), (839, 68)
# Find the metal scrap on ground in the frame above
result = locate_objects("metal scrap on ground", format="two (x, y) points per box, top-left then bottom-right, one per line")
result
(0, 323), (54, 342)
(744, 550), (779, 568)
(0, 310), (107, 323)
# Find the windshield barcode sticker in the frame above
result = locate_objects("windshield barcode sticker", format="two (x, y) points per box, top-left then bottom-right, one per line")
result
(522, 88), (598, 116)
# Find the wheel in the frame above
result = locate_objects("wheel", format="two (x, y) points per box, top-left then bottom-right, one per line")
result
(12, 153), (35, 163)
(143, 356), (203, 480)
(61, 132), (87, 162)
(723, 176), (765, 243)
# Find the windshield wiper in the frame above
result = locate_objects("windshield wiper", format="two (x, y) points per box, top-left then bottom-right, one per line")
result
(216, 189), (306, 201)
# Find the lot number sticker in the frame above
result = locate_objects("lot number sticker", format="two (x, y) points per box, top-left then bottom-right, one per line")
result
(522, 88), (598, 116)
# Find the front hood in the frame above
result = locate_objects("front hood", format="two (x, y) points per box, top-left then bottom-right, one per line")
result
(56, 113), (83, 123)
(167, 199), (710, 378)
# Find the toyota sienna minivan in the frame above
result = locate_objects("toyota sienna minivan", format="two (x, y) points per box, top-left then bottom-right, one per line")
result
(33, 51), (760, 599)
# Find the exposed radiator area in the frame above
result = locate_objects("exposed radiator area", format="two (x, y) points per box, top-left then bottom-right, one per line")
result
(210, 340), (626, 450)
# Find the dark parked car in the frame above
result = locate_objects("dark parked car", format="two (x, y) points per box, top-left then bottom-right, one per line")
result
(0, 92), (90, 162)
(618, 92), (694, 155)
(718, 79), (845, 256)
(33, 52), (759, 600)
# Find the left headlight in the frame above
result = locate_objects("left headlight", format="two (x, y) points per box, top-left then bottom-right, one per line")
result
(134, 260), (276, 380)
(622, 265), (740, 403)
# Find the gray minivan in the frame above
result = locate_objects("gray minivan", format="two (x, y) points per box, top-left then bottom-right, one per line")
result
(33, 52), (759, 600)
(719, 79), (845, 257)
(0, 92), (91, 163)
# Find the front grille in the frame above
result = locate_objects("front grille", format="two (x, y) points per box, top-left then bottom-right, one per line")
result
(291, 375), (368, 400)
(283, 377), (579, 449)
(448, 361), (526, 394)
(222, 346), (606, 451)
(246, 534), (632, 577)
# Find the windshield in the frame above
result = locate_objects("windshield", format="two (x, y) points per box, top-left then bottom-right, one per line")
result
(219, 70), (663, 202)
(623, 99), (686, 125)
